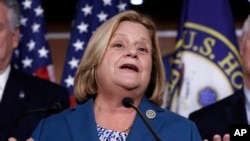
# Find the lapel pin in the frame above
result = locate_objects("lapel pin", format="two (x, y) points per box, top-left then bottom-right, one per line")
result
(146, 109), (156, 119)
(18, 91), (25, 99)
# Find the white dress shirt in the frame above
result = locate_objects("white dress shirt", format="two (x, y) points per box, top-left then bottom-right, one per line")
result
(0, 65), (10, 102)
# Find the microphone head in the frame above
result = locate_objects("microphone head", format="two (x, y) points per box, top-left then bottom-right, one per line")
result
(122, 97), (134, 108)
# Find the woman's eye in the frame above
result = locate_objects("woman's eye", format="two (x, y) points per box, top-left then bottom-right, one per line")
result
(138, 47), (148, 53)
(113, 43), (123, 48)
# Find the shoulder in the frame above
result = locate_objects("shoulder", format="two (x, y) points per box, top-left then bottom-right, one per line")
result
(9, 67), (68, 99)
(146, 103), (201, 139)
(11, 66), (66, 89)
(189, 90), (243, 119)
(9, 67), (70, 107)
(142, 98), (196, 127)
(29, 75), (66, 90)
(32, 107), (74, 134)
(25, 73), (69, 99)
(161, 108), (196, 127)
(9, 67), (64, 89)
(37, 103), (90, 127)
(44, 107), (74, 121)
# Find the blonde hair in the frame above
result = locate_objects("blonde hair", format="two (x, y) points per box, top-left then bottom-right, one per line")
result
(74, 10), (166, 106)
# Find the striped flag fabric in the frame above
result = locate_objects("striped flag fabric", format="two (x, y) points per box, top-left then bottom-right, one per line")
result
(12, 0), (54, 81)
(60, 0), (129, 106)
(167, 0), (243, 117)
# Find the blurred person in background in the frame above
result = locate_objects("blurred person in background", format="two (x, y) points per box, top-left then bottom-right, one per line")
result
(0, 0), (70, 140)
(189, 14), (250, 141)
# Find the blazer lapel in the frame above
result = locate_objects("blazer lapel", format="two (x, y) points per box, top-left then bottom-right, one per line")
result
(66, 99), (99, 141)
(127, 97), (165, 140)
(0, 67), (30, 129)
(65, 97), (166, 141)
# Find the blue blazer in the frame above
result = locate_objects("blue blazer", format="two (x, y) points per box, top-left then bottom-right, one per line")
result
(31, 97), (202, 141)
(0, 67), (70, 141)
(189, 89), (247, 141)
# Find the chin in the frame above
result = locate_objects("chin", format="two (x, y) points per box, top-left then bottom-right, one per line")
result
(120, 83), (140, 90)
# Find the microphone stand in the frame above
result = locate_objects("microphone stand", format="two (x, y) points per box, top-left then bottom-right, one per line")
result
(122, 97), (162, 141)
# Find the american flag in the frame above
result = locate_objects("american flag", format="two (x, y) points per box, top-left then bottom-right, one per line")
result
(11, 0), (54, 81)
(60, 0), (129, 106)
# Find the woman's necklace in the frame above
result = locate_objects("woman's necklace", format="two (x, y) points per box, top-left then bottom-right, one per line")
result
(97, 123), (132, 133)
(121, 125), (132, 132)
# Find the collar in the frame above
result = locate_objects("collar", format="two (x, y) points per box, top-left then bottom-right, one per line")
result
(244, 84), (250, 124)
(0, 65), (11, 101)
(244, 84), (250, 105)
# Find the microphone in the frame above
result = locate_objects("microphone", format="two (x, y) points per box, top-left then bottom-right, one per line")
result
(26, 102), (62, 114)
(122, 97), (162, 141)
(0, 102), (62, 130)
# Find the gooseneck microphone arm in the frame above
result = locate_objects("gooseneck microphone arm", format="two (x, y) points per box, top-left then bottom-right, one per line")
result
(0, 102), (62, 131)
(26, 102), (62, 114)
(122, 97), (162, 141)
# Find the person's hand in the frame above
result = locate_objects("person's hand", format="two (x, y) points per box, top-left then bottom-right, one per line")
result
(203, 134), (230, 141)
(8, 137), (34, 141)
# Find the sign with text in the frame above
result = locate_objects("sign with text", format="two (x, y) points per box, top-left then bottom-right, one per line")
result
(230, 124), (250, 141)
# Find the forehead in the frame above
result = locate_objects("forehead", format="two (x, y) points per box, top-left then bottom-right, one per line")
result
(112, 21), (151, 41)
(115, 21), (148, 33)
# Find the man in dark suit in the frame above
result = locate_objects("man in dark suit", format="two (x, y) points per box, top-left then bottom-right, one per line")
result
(189, 14), (250, 141)
(189, 89), (245, 140)
(0, 0), (70, 140)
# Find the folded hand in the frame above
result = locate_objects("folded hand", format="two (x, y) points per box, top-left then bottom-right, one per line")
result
(203, 134), (230, 141)
(8, 137), (34, 141)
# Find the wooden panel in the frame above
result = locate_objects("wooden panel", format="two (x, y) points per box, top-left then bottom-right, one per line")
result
(48, 39), (69, 84)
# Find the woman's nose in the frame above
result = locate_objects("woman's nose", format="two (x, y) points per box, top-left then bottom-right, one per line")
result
(126, 47), (137, 58)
